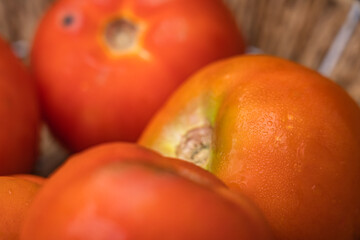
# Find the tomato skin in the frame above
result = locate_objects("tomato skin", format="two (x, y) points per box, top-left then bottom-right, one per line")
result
(0, 177), (41, 240)
(0, 37), (40, 175)
(139, 55), (360, 240)
(12, 174), (46, 185)
(31, 0), (245, 152)
(20, 143), (274, 240)
(42, 142), (226, 189)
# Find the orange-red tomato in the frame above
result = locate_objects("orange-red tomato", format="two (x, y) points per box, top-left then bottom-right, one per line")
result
(0, 37), (40, 175)
(0, 177), (41, 240)
(31, 0), (245, 152)
(21, 143), (274, 240)
(13, 174), (46, 185)
(139, 55), (360, 240)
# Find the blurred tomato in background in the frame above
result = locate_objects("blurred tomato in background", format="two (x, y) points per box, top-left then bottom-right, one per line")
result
(31, 0), (245, 152)
(0, 37), (40, 175)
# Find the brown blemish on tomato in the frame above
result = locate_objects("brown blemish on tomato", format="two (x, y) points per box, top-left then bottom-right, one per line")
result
(176, 125), (213, 168)
(104, 18), (139, 52)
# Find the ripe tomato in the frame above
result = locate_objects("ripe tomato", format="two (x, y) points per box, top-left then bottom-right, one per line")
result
(0, 37), (40, 175)
(31, 0), (245, 152)
(139, 55), (360, 239)
(0, 177), (41, 240)
(20, 143), (274, 240)
(13, 174), (46, 185)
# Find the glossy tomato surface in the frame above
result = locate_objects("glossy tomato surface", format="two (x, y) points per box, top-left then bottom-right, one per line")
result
(20, 143), (274, 240)
(0, 177), (41, 240)
(31, 0), (245, 152)
(13, 174), (46, 185)
(0, 37), (40, 175)
(139, 55), (360, 240)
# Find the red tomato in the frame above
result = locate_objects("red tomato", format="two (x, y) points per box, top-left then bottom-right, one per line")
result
(20, 143), (274, 240)
(31, 0), (245, 152)
(139, 55), (360, 239)
(0, 37), (40, 175)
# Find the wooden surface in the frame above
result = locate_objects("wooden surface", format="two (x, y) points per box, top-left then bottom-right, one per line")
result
(225, 0), (360, 102)
(0, 0), (359, 175)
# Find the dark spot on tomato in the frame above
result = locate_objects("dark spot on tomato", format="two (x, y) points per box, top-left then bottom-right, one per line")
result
(62, 14), (75, 27)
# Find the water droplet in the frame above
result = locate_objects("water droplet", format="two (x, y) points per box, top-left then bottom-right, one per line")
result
(293, 162), (302, 172)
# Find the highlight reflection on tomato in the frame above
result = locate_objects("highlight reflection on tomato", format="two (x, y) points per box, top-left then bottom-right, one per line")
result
(31, 0), (245, 152)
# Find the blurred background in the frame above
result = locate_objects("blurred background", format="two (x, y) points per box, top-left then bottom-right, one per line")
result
(0, 0), (359, 174)
(0, 0), (358, 100)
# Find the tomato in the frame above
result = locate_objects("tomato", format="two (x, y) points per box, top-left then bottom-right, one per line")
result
(0, 37), (40, 175)
(20, 143), (274, 240)
(139, 55), (360, 239)
(0, 177), (41, 240)
(12, 174), (46, 185)
(31, 0), (245, 152)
